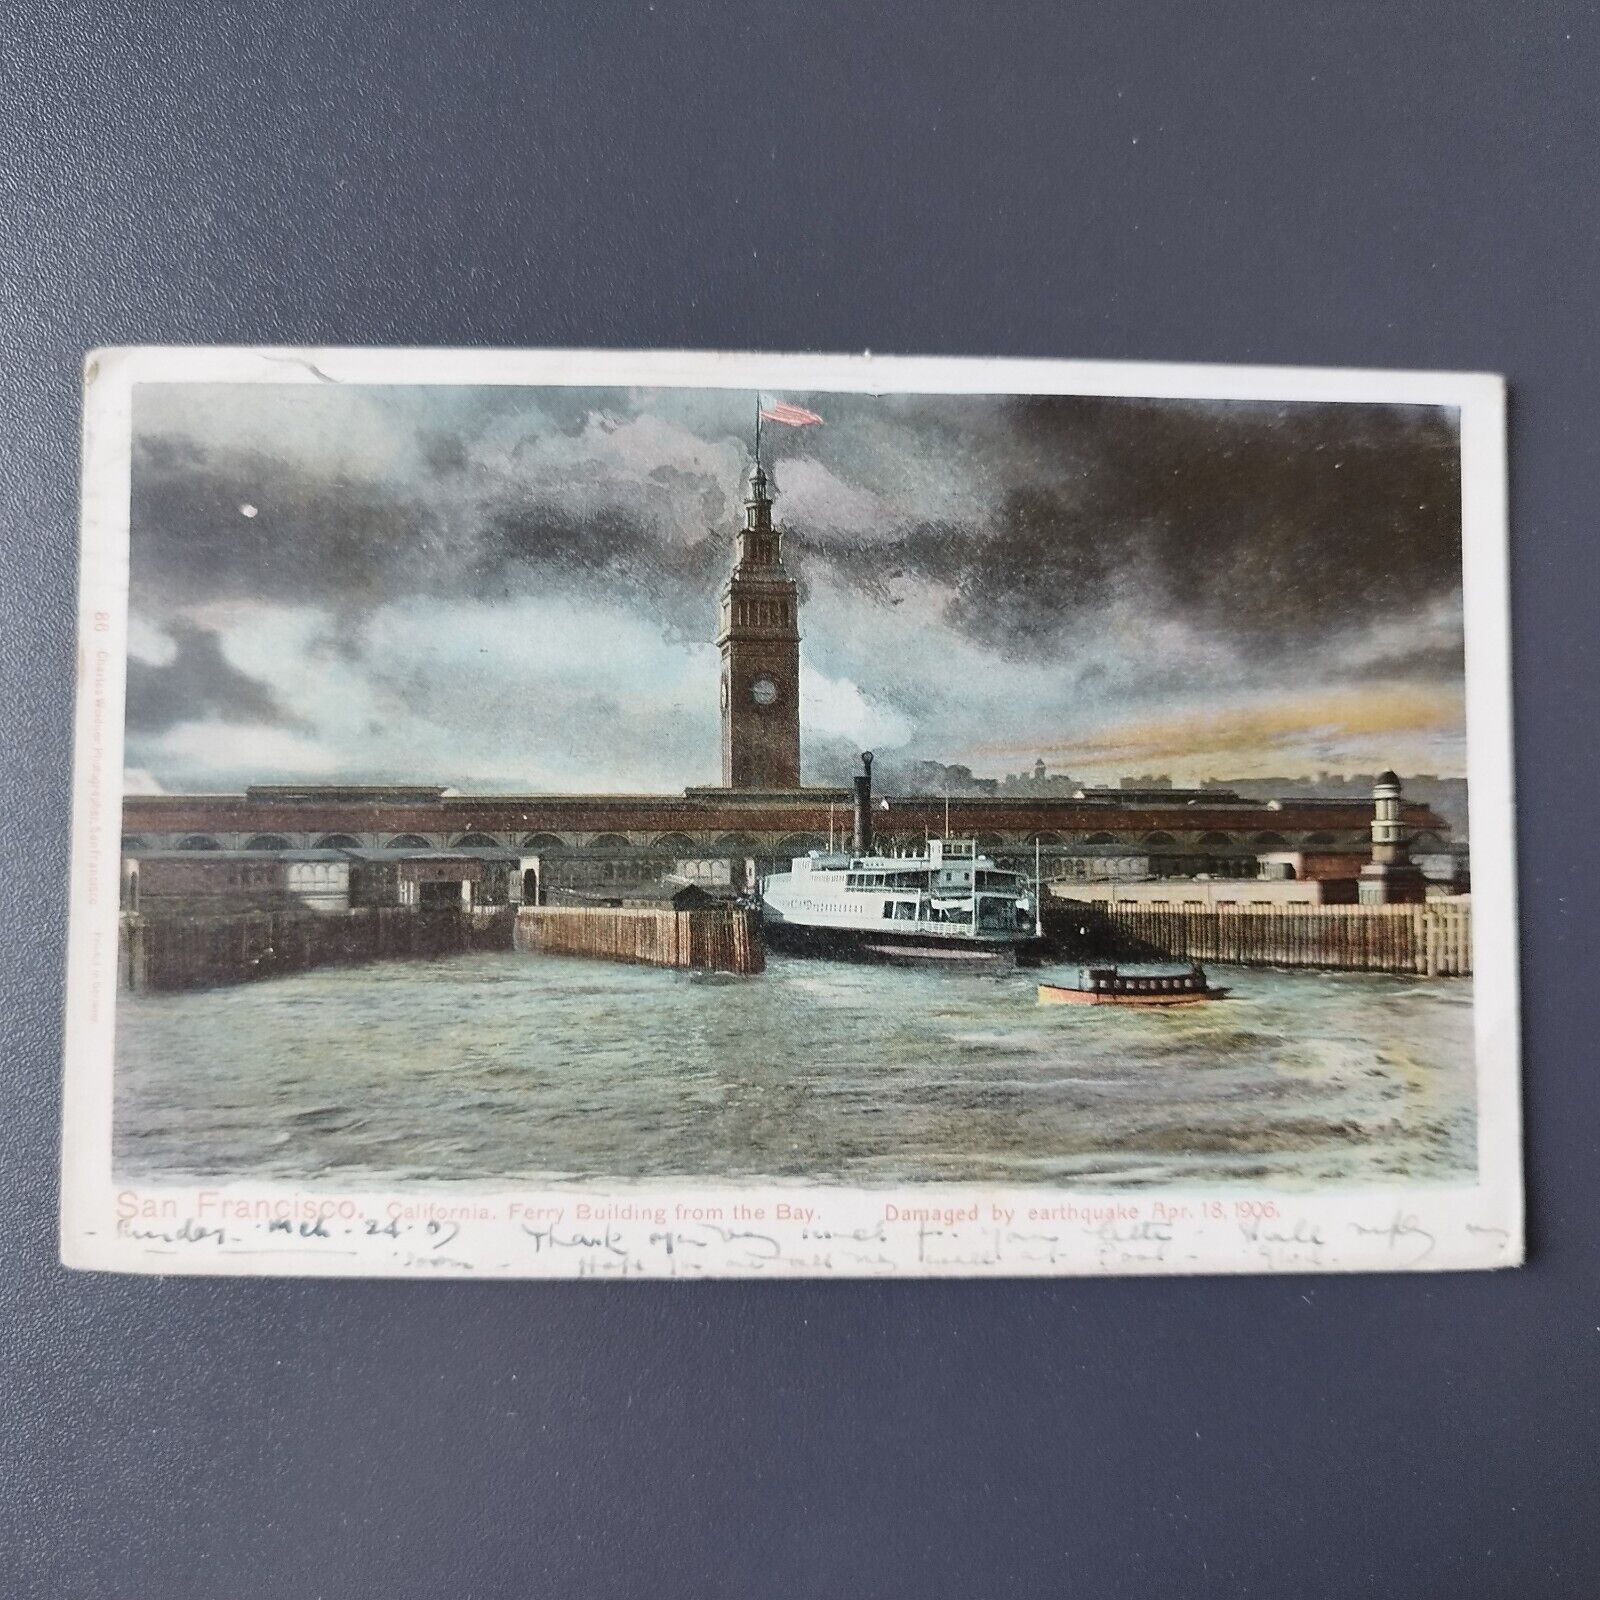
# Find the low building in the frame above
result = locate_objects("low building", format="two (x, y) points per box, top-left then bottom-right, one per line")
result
(121, 850), (353, 914)
(544, 877), (718, 911)
(1057, 877), (1359, 910)
(1414, 844), (1471, 893)
(343, 848), (534, 910)
(1256, 850), (1372, 882)
(122, 845), (538, 915)
(533, 850), (744, 901)
(621, 880), (718, 911)
(1043, 841), (1260, 882)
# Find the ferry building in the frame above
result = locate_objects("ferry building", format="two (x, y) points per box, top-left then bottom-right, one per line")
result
(121, 457), (1448, 893)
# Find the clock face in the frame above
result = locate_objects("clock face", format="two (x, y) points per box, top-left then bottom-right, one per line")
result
(751, 677), (779, 706)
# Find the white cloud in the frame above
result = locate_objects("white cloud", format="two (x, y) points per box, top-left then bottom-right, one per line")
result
(148, 721), (344, 777)
(800, 665), (915, 748)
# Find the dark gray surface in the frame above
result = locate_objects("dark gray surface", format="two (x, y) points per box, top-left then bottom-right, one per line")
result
(3, 4), (1595, 1595)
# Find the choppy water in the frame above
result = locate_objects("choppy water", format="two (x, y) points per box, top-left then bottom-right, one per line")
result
(113, 952), (1477, 1189)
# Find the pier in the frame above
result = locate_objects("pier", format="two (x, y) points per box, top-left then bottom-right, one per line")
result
(1049, 898), (1472, 977)
(119, 900), (764, 991)
(513, 904), (764, 974)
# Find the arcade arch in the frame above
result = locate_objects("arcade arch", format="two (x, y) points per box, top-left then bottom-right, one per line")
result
(521, 833), (569, 852)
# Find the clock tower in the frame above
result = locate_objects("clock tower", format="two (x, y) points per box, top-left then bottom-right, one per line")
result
(717, 459), (801, 788)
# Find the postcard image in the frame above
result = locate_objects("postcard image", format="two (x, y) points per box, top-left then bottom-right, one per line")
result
(61, 347), (1520, 1278)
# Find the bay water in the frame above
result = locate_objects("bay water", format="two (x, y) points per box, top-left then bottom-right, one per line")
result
(114, 951), (1476, 1189)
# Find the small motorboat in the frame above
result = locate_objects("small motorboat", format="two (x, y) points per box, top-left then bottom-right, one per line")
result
(1038, 961), (1228, 1006)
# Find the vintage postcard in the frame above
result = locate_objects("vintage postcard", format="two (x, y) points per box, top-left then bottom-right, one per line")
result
(62, 348), (1520, 1278)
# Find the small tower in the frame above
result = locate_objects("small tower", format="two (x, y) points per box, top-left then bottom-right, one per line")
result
(1358, 769), (1427, 905)
(717, 459), (801, 789)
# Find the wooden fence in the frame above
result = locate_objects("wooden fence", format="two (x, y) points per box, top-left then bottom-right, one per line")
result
(1053, 898), (1472, 976)
(513, 905), (764, 974)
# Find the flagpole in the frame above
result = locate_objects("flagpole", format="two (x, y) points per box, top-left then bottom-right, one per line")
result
(754, 393), (762, 470)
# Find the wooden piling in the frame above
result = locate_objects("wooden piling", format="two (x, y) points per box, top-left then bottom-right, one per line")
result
(1051, 898), (1472, 976)
(512, 905), (763, 974)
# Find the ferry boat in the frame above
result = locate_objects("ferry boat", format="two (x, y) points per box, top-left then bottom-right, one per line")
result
(1037, 962), (1228, 1006)
(759, 753), (1040, 962)
(760, 836), (1040, 962)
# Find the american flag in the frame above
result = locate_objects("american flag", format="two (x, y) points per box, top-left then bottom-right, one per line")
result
(759, 400), (825, 427)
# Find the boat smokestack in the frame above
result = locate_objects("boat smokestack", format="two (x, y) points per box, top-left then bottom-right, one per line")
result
(852, 751), (874, 854)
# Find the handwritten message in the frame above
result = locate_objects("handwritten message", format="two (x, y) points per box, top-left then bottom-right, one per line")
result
(75, 1184), (1522, 1279)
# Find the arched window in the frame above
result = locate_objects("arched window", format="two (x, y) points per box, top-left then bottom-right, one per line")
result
(1084, 831), (1117, 845)
(452, 833), (501, 849)
(1143, 831), (1177, 849)
(1253, 831), (1290, 851)
(1304, 832), (1337, 847)
(315, 833), (362, 849)
(715, 832), (759, 851)
(521, 833), (569, 852)
(1025, 831), (1061, 846)
(387, 834), (431, 850)
(1412, 831), (1445, 851)
(1197, 831), (1233, 848)
(774, 833), (825, 855)
(975, 832), (1005, 853)
(121, 835), (148, 853)
(654, 833), (698, 853)
(244, 834), (290, 851)
(176, 835), (222, 851)
(588, 833), (631, 850)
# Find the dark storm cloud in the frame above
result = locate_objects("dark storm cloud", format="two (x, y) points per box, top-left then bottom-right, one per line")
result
(130, 438), (446, 613)
(484, 496), (724, 630)
(125, 621), (305, 733)
(129, 384), (731, 637)
(783, 396), (1462, 662)
(132, 386), (1462, 663)
(1344, 637), (1467, 683)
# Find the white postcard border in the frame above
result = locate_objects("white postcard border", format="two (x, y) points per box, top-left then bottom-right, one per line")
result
(62, 347), (1521, 1279)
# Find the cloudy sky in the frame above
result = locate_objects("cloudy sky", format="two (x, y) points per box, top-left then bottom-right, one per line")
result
(124, 381), (1465, 794)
